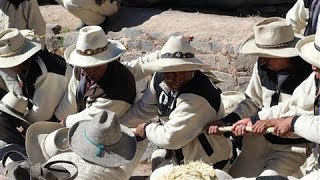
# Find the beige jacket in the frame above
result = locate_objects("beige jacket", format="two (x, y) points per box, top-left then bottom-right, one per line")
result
(58, 51), (160, 125)
(258, 72), (316, 120)
(286, 0), (309, 34)
(0, 0), (46, 48)
(233, 62), (293, 119)
(120, 74), (232, 164)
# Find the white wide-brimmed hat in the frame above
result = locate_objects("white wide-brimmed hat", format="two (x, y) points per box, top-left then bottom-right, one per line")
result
(239, 17), (302, 58)
(142, 35), (211, 72)
(0, 91), (30, 128)
(64, 26), (125, 68)
(26, 122), (70, 164)
(296, 28), (320, 69)
(68, 110), (137, 167)
(0, 28), (41, 68)
(220, 91), (246, 115)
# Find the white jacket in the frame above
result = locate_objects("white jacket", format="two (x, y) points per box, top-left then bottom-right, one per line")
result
(286, 0), (309, 34)
(120, 72), (232, 164)
(58, 51), (160, 125)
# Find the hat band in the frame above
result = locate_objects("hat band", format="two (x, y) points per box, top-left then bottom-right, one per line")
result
(161, 52), (195, 59)
(76, 42), (110, 56)
(0, 38), (26, 57)
(0, 101), (24, 117)
(255, 39), (294, 49)
(314, 43), (320, 53)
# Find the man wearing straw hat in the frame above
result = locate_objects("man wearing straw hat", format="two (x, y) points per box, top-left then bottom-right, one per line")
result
(59, 25), (159, 126)
(241, 25), (320, 180)
(0, 28), (72, 124)
(208, 17), (313, 177)
(120, 35), (232, 169)
(45, 110), (148, 180)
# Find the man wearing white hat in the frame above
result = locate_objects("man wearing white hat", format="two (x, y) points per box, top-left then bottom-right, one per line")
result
(58, 25), (159, 126)
(208, 17), (313, 177)
(55, 0), (119, 31)
(47, 110), (148, 180)
(241, 24), (320, 180)
(0, 28), (72, 123)
(120, 35), (232, 169)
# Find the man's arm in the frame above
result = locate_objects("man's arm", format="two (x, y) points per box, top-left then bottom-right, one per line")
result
(286, 0), (308, 34)
(293, 115), (320, 143)
(119, 75), (158, 127)
(145, 94), (219, 149)
(121, 50), (161, 81)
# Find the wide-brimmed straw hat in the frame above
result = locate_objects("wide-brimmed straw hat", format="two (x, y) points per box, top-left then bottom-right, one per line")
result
(68, 110), (137, 167)
(0, 91), (30, 128)
(0, 28), (41, 68)
(142, 35), (211, 72)
(26, 122), (70, 164)
(239, 17), (302, 58)
(296, 28), (320, 69)
(64, 26), (125, 68)
(221, 91), (246, 115)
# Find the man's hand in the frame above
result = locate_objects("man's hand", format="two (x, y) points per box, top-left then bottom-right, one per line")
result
(252, 119), (278, 134)
(232, 118), (252, 136)
(207, 120), (225, 134)
(135, 123), (147, 138)
(96, 0), (106, 6)
(273, 117), (294, 137)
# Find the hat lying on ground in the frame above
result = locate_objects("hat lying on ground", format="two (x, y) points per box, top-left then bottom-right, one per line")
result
(142, 35), (211, 72)
(26, 122), (70, 164)
(296, 27), (320, 69)
(64, 26), (125, 68)
(68, 110), (137, 167)
(0, 28), (41, 68)
(239, 17), (302, 58)
(0, 91), (30, 128)
(221, 91), (246, 115)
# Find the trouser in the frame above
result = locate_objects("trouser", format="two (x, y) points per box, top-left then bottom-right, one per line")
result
(228, 135), (310, 178)
(55, 0), (119, 25)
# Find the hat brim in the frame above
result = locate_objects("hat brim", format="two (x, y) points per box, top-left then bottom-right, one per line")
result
(296, 34), (320, 69)
(239, 33), (302, 58)
(65, 39), (126, 68)
(69, 120), (137, 167)
(142, 58), (211, 73)
(26, 122), (63, 164)
(0, 31), (41, 68)
(0, 103), (30, 128)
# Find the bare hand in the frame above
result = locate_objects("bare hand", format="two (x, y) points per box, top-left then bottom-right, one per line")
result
(252, 119), (278, 134)
(96, 0), (106, 6)
(273, 117), (294, 137)
(232, 118), (252, 136)
(135, 123), (147, 138)
(207, 120), (225, 134)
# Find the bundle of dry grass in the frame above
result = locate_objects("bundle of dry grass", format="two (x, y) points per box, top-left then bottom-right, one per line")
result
(163, 161), (217, 180)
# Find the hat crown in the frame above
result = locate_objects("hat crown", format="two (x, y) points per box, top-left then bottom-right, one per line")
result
(76, 26), (109, 54)
(1, 91), (28, 116)
(160, 35), (195, 56)
(86, 111), (122, 146)
(42, 128), (70, 159)
(0, 29), (26, 57)
(254, 17), (295, 47)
